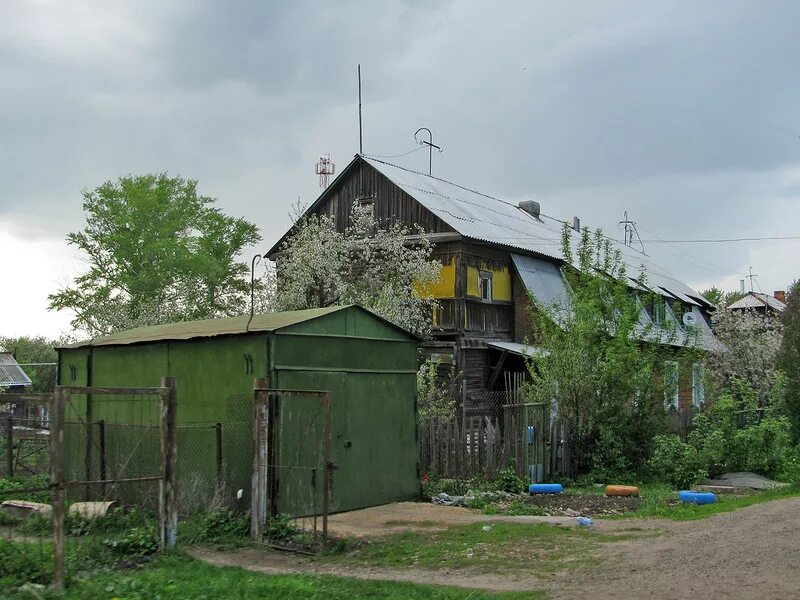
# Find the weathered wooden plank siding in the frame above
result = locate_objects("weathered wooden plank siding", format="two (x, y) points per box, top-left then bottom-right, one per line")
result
(314, 160), (454, 234)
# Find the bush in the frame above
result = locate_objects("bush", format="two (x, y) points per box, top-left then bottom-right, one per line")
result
(649, 435), (708, 489)
(198, 509), (250, 540)
(492, 460), (526, 494)
(103, 526), (158, 558)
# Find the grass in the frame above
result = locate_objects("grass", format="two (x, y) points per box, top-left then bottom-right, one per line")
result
(626, 482), (800, 520)
(555, 482), (800, 520)
(331, 521), (638, 578)
(1, 550), (543, 600)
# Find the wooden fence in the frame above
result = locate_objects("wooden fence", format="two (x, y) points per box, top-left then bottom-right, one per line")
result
(419, 401), (549, 481)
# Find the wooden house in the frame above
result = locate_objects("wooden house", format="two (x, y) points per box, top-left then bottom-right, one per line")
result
(267, 155), (718, 413)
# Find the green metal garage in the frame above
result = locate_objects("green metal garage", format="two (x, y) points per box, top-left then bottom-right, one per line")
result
(57, 305), (420, 516)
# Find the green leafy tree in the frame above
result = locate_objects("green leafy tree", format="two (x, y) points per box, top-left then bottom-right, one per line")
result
(701, 286), (745, 308)
(779, 281), (800, 439)
(49, 174), (261, 336)
(0, 336), (61, 392)
(526, 225), (700, 479)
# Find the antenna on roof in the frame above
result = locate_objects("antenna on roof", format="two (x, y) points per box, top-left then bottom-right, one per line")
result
(746, 266), (759, 292)
(414, 127), (443, 175)
(315, 154), (335, 188)
(358, 64), (363, 154)
(618, 211), (645, 253)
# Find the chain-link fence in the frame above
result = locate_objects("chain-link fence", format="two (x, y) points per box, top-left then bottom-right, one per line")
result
(251, 387), (334, 551)
(419, 389), (550, 482)
(0, 393), (50, 478)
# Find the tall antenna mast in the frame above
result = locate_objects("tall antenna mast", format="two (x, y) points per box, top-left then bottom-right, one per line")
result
(414, 127), (443, 175)
(358, 64), (363, 154)
(746, 266), (759, 292)
(618, 211), (645, 253)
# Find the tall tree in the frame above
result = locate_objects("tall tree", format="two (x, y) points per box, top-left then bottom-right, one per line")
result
(0, 336), (60, 393)
(779, 281), (800, 438)
(701, 286), (745, 308)
(526, 225), (699, 478)
(49, 174), (261, 336)
(275, 201), (441, 336)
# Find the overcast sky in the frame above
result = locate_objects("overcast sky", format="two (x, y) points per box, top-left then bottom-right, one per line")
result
(2, 0), (799, 337)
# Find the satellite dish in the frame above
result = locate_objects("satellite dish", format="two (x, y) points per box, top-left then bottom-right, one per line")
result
(682, 312), (697, 327)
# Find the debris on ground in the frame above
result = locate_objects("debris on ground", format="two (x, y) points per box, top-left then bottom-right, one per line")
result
(700, 472), (788, 491)
(430, 491), (515, 507)
(524, 493), (641, 516)
(0, 500), (52, 520)
(430, 490), (641, 516)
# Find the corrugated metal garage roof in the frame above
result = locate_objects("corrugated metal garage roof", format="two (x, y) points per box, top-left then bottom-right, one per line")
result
(61, 305), (378, 349)
(363, 156), (711, 307)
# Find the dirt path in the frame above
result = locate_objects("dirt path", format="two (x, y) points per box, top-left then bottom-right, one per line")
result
(190, 497), (800, 599)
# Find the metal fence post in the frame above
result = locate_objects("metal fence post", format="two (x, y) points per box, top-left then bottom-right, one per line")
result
(159, 377), (178, 551)
(215, 422), (223, 489)
(251, 378), (269, 541)
(6, 416), (13, 477)
(98, 419), (107, 499)
(51, 387), (66, 589)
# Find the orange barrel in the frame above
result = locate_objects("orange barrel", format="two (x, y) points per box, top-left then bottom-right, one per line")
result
(605, 485), (639, 497)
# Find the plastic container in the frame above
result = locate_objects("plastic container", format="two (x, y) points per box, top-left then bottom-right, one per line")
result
(576, 516), (594, 527)
(605, 485), (640, 497)
(529, 483), (563, 494)
(678, 490), (717, 504)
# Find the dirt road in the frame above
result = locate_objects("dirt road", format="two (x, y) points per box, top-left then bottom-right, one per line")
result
(191, 497), (800, 599)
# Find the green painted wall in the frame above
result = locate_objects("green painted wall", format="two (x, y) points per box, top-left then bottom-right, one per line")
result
(57, 306), (420, 516)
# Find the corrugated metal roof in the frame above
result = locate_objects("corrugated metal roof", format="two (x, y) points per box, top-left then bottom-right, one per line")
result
(486, 341), (546, 358)
(511, 254), (571, 312)
(0, 353), (33, 387)
(362, 156), (710, 307)
(61, 305), (398, 349)
(728, 292), (786, 312)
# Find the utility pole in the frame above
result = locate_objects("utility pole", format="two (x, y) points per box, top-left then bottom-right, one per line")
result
(414, 127), (442, 175)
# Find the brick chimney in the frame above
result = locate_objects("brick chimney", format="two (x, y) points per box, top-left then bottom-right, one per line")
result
(774, 290), (786, 303)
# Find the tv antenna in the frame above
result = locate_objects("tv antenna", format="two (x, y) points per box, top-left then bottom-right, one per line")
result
(746, 266), (760, 292)
(414, 127), (443, 175)
(618, 211), (645, 253)
(315, 154), (335, 188)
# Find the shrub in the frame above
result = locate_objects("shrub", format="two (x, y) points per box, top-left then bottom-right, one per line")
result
(649, 434), (707, 489)
(103, 526), (158, 558)
(493, 460), (526, 494)
(198, 509), (250, 540)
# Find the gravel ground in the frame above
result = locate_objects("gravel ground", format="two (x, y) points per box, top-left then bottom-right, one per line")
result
(553, 495), (800, 599)
(192, 496), (800, 599)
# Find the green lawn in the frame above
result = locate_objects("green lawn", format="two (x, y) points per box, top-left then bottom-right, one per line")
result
(623, 482), (800, 520)
(55, 553), (542, 600)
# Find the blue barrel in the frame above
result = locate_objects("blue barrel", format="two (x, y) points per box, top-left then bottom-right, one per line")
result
(529, 483), (563, 494)
(678, 490), (717, 504)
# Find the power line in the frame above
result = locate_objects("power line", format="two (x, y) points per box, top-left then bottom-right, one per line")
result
(362, 146), (425, 159)
(640, 235), (800, 243)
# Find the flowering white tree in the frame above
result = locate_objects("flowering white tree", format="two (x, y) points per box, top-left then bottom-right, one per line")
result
(275, 201), (442, 337)
(707, 307), (783, 409)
